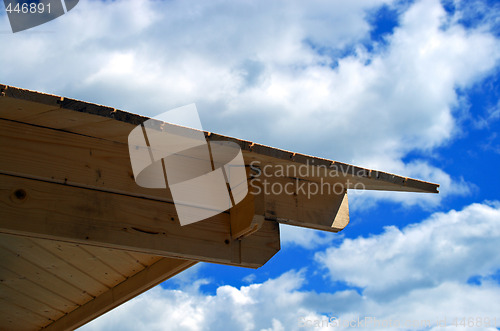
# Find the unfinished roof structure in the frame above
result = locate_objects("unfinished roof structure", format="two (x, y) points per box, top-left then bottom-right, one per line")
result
(0, 84), (439, 330)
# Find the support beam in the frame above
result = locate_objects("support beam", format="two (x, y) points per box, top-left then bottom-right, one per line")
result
(274, 190), (349, 232)
(0, 174), (280, 268)
(230, 176), (265, 239)
(0, 118), (174, 204)
(0, 117), (346, 233)
(246, 173), (350, 232)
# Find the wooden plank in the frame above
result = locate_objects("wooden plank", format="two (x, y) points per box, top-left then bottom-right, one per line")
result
(79, 246), (148, 277)
(0, 303), (48, 331)
(18, 108), (110, 131)
(0, 297), (53, 329)
(274, 191), (349, 231)
(230, 181), (265, 239)
(126, 252), (163, 267)
(0, 309), (38, 331)
(0, 174), (280, 268)
(240, 220), (280, 266)
(34, 240), (128, 288)
(0, 84), (61, 107)
(0, 267), (78, 313)
(42, 258), (196, 331)
(0, 241), (95, 305)
(62, 117), (135, 143)
(248, 174), (350, 232)
(0, 85), (61, 122)
(0, 84), (439, 194)
(59, 97), (145, 125)
(1, 118), (344, 233)
(0, 234), (108, 298)
(0, 118), (173, 203)
(243, 151), (439, 194)
(0, 284), (65, 322)
(0, 97), (58, 122)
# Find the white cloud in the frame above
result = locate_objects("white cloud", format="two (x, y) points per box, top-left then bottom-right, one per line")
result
(79, 269), (309, 331)
(279, 224), (341, 250)
(80, 202), (500, 331)
(474, 99), (500, 129)
(315, 201), (500, 298)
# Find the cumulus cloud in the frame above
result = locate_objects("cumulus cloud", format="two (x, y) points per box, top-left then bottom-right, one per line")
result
(80, 202), (500, 330)
(80, 269), (309, 331)
(316, 201), (500, 300)
(279, 224), (341, 250)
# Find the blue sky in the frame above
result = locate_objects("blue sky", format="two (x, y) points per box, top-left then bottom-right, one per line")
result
(1, 0), (500, 330)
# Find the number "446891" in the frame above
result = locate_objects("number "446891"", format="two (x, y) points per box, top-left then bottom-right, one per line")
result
(5, 2), (51, 14)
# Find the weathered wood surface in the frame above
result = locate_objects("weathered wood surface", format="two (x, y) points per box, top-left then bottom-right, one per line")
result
(0, 173), (280, 268)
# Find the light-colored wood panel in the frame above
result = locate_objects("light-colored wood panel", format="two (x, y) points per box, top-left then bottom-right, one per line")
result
(230, 184), (265, 239)
(0, 267), (78, 312)
(0, 241), (95, 304)
(0, 85), (61, 122)
(126, 251), (163, 267)
(0, 234), (109, 298)
(63, 117), (136, 143)
(43, 258), (196, 331)
(79, 246), (147, 277)
(19, 108), (110, 131)
(242, 151), (437, 193)
(0, 307), (45, 331)
(0, 97), (59, 121)
(0, 84), (439, 195)
(0, 284), (65, 321)
(2, 118), (345, 233)
(0, 174), (280, 268)
(35, 240), (127, 288)
(0, 297), (53, 330)
(240, 221), (280, 266)
(0, 118), (173, 203)
(248, 175), (350, 232)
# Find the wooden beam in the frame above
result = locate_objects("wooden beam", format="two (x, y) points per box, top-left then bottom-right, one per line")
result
(0, 87), (436, 236)
(0, 118), (174, 203)
(0, 174), (280, 268)
(274, 190), (349, 232)
(41, 257), (196, 331)
(246, 173), (350, 232)
(0, 118), (341, 233)
(1, 84), (439, 194)
(230, 173), (265, 239)
(0, 85), (61, 122)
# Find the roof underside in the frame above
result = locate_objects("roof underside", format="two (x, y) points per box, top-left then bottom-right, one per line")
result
(0, 234), (191, 330)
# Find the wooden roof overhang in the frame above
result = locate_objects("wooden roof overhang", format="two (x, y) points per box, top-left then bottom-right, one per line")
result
(0, 84), (438, 330)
